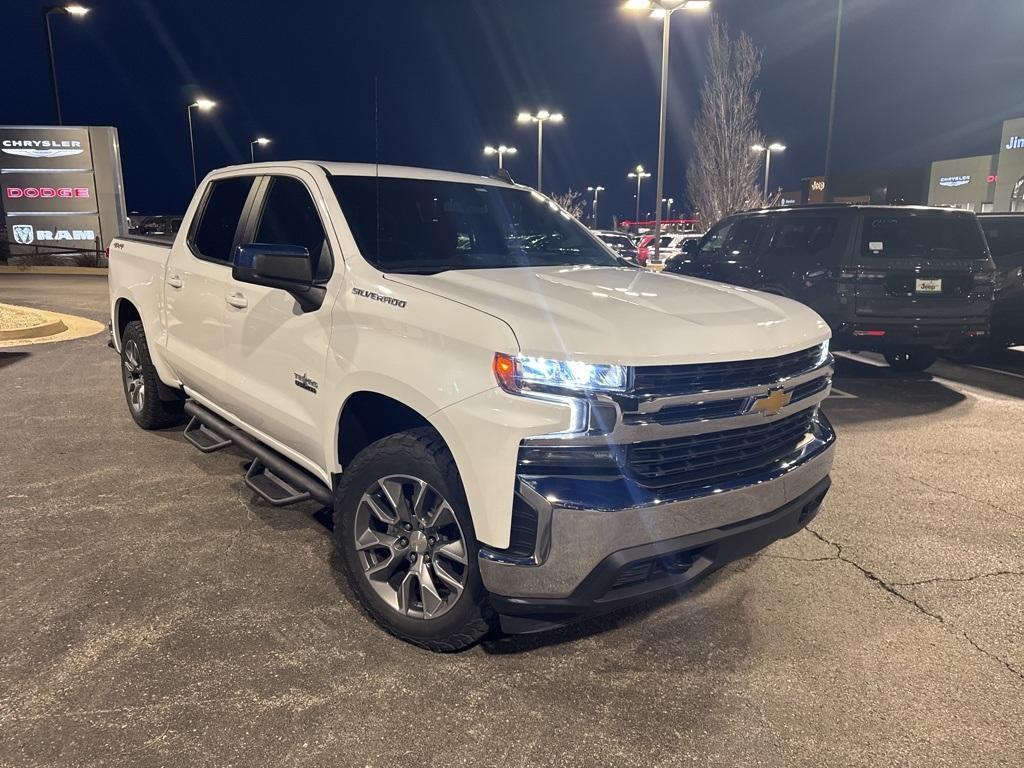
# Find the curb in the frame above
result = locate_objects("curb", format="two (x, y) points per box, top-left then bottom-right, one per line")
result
(0, 266), (108, 276)
(0, 316), (68, 341)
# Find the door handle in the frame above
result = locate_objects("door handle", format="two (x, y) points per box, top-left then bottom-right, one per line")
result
(167, 273), (183, 289)
(225, 293), (248, 309)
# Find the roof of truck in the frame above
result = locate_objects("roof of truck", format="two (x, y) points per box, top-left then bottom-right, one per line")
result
(215, 161), (520, 188)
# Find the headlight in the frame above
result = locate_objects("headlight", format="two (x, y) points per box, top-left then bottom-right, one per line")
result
(816, 340), (831, 367)
(493, 353), (628, 394)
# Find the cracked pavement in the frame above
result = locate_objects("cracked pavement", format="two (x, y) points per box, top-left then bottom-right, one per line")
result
(1, 275), (1022, 767)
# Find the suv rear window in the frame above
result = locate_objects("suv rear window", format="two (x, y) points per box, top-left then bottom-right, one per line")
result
(979, 217), (1024, 269)
(860, 212), (987, 261)
(191, 176), (254, 263)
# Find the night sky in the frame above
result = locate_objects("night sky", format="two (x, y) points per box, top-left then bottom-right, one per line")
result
(5, 0), (1024, 223)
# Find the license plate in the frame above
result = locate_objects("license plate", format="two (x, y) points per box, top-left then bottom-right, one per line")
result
(915, 278), (942, 294)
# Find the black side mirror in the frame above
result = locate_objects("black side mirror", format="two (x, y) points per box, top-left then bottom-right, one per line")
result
(681, 238), (701, 255)
(233, 243), (326, 311)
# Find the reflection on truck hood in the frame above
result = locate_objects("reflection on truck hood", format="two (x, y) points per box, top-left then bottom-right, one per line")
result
(389, 265), (830, 366)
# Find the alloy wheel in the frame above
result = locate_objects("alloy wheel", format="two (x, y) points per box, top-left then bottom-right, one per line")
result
(123, 339), (145, 413)
(353, 474), (469, 620)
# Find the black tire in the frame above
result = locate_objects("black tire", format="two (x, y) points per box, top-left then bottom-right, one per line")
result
(120, 320), (185, 430)
(333, 427), (495, 652)
(884, 348), (938, 373)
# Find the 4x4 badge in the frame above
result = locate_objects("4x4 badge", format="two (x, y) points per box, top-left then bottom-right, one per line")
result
(749, 388), (792, 417)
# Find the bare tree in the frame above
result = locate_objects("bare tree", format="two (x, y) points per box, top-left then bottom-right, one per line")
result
(687, 19), (766, 227)
(551, 190), (587, 221)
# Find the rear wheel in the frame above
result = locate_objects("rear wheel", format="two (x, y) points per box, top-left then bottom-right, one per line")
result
(884, 348), (938, 373)
(334, 428), (494, 652)
(120, 321), (185, 429)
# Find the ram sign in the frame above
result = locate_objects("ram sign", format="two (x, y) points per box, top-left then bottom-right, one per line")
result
(0, 125), (127, 262)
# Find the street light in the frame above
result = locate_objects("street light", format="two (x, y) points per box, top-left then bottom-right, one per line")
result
(624, 0), (710, 262)
(250, 136), (271, 163)
(43, 4), (91, 125)
(516, 109), (564, 193)
(752, 142), (786, 199)
(627, 165), (652, 223)
(187, 98), (217, 189)
(484, 144), (517, 170)
(587, 186), (605, 227)
(662, 197), (675, 219)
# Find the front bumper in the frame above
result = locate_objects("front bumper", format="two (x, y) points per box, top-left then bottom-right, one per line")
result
(479, 420), (836, 632)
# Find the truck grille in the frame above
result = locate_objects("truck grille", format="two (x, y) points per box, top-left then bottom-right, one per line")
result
(518, 408), (821, 498)
(632, 345), (825, 397)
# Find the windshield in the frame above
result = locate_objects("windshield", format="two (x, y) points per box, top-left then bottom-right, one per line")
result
(598, 233), (634, 249)
(859, 212), (988, 261)
(330, 176), (619, 273)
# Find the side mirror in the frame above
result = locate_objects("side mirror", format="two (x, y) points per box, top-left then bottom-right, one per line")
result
(233, 243), (313, 291)
(681, 238), (701, 255)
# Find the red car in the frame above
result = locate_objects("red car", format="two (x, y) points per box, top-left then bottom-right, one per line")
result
(635, 234), (655, 266)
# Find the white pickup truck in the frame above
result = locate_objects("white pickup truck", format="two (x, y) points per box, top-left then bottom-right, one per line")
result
(108, 162), (836, 651)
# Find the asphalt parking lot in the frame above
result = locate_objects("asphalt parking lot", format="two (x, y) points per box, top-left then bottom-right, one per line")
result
(1, 273), (1022, 767)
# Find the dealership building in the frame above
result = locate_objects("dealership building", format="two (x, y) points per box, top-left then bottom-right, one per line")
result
(926, 117), (1024, 212)
(0, 125), (128, 262)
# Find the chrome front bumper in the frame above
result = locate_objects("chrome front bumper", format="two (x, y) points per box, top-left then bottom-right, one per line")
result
(479, 431), (836, 601)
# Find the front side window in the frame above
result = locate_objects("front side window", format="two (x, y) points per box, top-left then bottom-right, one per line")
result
(329, 176), (618, 273)
(191, 176), (255, 263)
(700, 219), (734, 253)
(254, 176), (332, 281)
(980, 217), (1024, 269)
(721, 217), (767, 260)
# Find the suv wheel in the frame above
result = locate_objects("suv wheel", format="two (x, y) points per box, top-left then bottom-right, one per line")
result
(884, 348), (938, 373)
(334, 428), (494, 652)
(120, 321), (185, 429)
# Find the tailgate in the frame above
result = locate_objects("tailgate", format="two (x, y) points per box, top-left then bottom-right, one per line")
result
(852, 260), (990, 320)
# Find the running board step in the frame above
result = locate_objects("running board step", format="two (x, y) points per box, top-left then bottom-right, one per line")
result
(182, 400), (334, 508)
(183, 416), (233, 453)
(245, 459), (311, 507)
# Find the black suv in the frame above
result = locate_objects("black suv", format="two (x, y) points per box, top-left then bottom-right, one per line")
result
(664, 205), (996, 371)
(977, 213), (1024, 348)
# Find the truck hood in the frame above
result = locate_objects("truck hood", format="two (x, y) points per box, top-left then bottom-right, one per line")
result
(388, 265), (830, 365)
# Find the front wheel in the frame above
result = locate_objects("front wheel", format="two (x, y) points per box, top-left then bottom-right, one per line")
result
(334, 428), (495, 652)
(884, 348), (938, 373)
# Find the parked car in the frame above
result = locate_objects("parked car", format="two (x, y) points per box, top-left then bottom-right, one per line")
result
(664, 205), (996, 372)
(654, 233), (704, 262)
(592, 229), (641, 266)
(108, 162), (836, 650)
(635, 234), (654, 266)
(978, 213), (1024, 348)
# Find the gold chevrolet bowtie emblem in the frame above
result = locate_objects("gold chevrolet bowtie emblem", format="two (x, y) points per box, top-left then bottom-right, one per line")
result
(749, 388), (792, 417)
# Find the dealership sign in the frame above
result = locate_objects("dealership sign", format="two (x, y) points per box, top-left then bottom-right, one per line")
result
(0, 127), (92, 171)
(1, 138), (84, 159)
(6, 187), (90, 199)
(939, 175), (971, 187)
(1006, 136), (1024, 150)
(10, 223), (97, 245)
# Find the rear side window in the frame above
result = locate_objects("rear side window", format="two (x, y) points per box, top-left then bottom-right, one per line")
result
(191, 176), (255, 263)
(980, 218), (1024, 269)
(860, 213), (988, 261)
(254, 176), (333, 281)
(768, 216), (838, 254)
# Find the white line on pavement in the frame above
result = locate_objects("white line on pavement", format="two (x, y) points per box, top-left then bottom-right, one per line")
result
(966, 364), (1024, 381)
(828, 387), (858, 399)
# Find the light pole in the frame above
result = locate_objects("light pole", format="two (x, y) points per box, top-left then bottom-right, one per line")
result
(824, 0), (844, 182)
(250, 136), (271, 163)
(752, 142), (786, 199)
(484, 144), (517, 170)
(187, 98), (216, 189)
(628, 165), (651, 224)
(624, 0), (710, 262)
(587, 186), (605, 227)
(516, 109), (563, 193)
(43, 4), (90, 125)
(663, 197), (675, 219)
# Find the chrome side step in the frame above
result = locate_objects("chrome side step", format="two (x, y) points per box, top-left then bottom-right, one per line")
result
(182, 401), (334, 508)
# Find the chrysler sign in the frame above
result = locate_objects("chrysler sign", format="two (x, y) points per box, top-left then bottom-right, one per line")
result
(939, 175), (971, 188)
(1, 138), (84, 159)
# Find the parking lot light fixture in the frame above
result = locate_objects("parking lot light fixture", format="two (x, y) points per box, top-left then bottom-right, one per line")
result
(624, 0), (710, 263)
(752, 142), (786, 199)
(250, 137), (271, 163)
(628, 165), (652, 223)
(187, 98), (217, 189)
(517, 109), (564, 192)
(43, 4), (91, 125)
(484, 144), (517, 170)
(587, 186), (606, 227)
